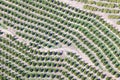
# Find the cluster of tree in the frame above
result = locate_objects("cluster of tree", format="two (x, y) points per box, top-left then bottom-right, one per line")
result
(84, 5), (120, 13)
(117, 21), (120, 25)
(76, 0), (120, 10)
(0, 30), (3, 35)
(108, 15), (120, 25)
(76, 0), (88, 3)
(108, 15), (120, 19)
(105, 0), (120, 3)
(87, 1), (116, 8)
(118, 4), (120, 8)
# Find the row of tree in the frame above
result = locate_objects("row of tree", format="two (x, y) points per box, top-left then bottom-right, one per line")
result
(84, 5), (120, 13)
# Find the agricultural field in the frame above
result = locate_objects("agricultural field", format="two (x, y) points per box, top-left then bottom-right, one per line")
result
(0, 0), (120, 80)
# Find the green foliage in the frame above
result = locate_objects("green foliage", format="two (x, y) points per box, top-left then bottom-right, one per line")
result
(0, 0), (120, 80)
(0, 23), (7, 29)
(108, 15), (120, 19)
(117, 21), (120, 25)
(84, 5), (120, 13)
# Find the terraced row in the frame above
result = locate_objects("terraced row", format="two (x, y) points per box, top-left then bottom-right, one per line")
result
(0, 36), (115, 80)
(0, 0), (120, 80)
(75, 0), (120, 25)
